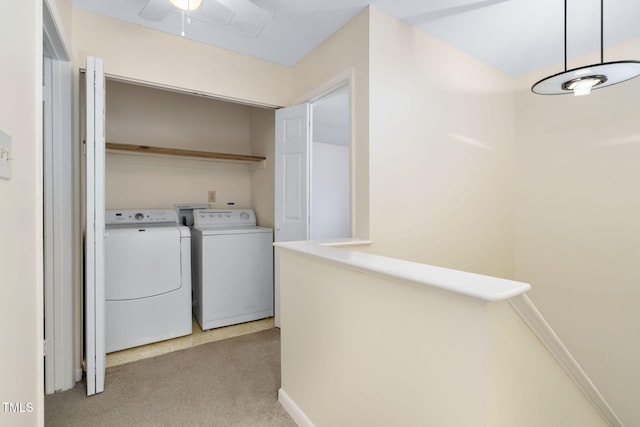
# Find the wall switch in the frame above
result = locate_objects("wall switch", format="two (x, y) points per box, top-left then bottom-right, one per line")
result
(208, 191), (216, 202)
(0, 130), (12, 180)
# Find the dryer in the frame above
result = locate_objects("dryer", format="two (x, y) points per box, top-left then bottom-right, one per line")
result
(105, 209), (192, 353)
(191, 209), (273, 330)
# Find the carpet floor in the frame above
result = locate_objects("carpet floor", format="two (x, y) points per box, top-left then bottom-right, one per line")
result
(45, 328), (296, 427)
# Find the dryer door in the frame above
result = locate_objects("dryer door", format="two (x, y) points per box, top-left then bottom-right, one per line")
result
(105, 227), (182, 300)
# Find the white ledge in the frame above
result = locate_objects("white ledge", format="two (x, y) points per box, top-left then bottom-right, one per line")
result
(315, 238), (374, 247)
(275, 240), (530, 302)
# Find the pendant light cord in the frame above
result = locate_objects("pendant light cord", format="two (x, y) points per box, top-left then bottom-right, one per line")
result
(600, 0), (604, 63)
(564, 0), (567, 71)
(565, 0), (605, 68)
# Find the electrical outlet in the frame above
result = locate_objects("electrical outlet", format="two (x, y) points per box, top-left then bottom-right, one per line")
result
(208, 191), (216, 202)
(0, 130), (12, 180)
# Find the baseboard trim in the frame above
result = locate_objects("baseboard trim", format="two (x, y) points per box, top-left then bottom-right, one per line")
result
(509, 294), (624, 427)
(278, 388), (315, 427)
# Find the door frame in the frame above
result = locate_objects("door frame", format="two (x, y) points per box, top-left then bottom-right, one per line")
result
(43, 0), (76, 393)
(292, 69), (354, 238)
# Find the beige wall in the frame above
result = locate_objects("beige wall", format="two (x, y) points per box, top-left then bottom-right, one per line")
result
(0, 1), (44, 426)
(514, 39), (640, 427)
(487, 302), (608, 427)
(292, 7), (370, 239)
(366, 8), (515, 279)
(106, 80), (253, 154)
(105, 154), (252, 210)
(250, 108), (276, 227)
(72, 8), (291, 108)
(105, 80), (258, 210)
(279, 247), (607, 426)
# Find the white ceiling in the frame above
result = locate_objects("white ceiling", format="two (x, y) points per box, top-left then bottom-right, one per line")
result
(73, 0), (640, 76)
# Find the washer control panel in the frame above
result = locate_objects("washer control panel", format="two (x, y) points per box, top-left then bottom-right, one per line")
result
(193, 209), (257, 228)
(106, 209), (179, 225)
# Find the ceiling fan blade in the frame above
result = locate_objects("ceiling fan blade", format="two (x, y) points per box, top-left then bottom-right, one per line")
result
(216, 0), (273, 25)
(195, 0), (273, 37)
(139, 0), (172, 22)
(195, 1), (235, 26)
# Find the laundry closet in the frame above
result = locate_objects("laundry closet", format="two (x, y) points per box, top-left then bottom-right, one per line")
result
(101, 79), (276, 350)
(104, 79), (275, 225)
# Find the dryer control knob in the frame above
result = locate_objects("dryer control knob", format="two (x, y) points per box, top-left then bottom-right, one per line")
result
(240, 212), (250, 220)
(134, 212), (144, 220)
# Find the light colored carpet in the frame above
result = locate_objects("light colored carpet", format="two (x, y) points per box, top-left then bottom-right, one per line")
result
(45, 328), (296, 427)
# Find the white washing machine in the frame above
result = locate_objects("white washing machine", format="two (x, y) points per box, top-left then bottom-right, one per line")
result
(105, 209), (192, 353)
(191, 209), (273, 330)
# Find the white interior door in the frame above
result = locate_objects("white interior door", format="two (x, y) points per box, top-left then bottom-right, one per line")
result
(85, 56), (106, 396)
(274, 103), (311, 242)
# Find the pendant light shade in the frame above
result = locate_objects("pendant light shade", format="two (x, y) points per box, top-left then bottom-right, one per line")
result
(170, 0), (202, 11)
(531, 0), (640, 96)
(532, 62), (640, 95)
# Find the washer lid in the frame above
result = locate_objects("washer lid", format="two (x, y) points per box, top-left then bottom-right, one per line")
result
(105, 227), (182, 300)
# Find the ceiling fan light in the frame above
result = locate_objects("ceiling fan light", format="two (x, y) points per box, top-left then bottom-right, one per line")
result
(170, 0), (202, 12)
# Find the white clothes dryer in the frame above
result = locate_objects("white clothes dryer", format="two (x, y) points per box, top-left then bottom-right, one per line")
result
(191, 209), (273, 330)
(105, 209), (192, 352)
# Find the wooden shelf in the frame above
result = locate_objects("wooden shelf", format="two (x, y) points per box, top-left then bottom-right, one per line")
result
(106, 142), (266, 163)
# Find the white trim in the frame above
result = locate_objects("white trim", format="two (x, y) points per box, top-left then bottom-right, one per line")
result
(275, 241), (530, 302)
(278, 388), (315, 427)
(43, 1), (71, 61)
(509, 294), (624, 427)
(43, 2), (76, 394)
(292, 70), (356, 240)
(53, 58), (75, 392)
(78, 70), (281, 110)
(292, 69), (353, 105)
(316, 238), (372, 247)
(43, 55), (55, 395)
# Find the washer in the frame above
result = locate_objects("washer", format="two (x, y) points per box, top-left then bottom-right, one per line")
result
(191, 208), (273, 330)
(105, 209), (192, 353)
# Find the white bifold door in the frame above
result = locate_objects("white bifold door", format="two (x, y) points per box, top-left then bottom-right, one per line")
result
(85, 56), (106, 396)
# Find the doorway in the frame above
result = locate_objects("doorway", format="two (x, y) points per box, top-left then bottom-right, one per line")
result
(274, 83), (352, 242)
(310, 85), (351, 240)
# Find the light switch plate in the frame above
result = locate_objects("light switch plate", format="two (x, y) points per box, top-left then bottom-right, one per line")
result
(0, 129), (12, 180)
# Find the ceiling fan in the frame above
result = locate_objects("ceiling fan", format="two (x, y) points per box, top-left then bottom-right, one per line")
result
(138, 0), (275, 37)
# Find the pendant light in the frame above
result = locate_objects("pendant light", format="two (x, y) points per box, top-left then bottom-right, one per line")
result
(531, 0), (640, 96)
(169, 0), (202, 37)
